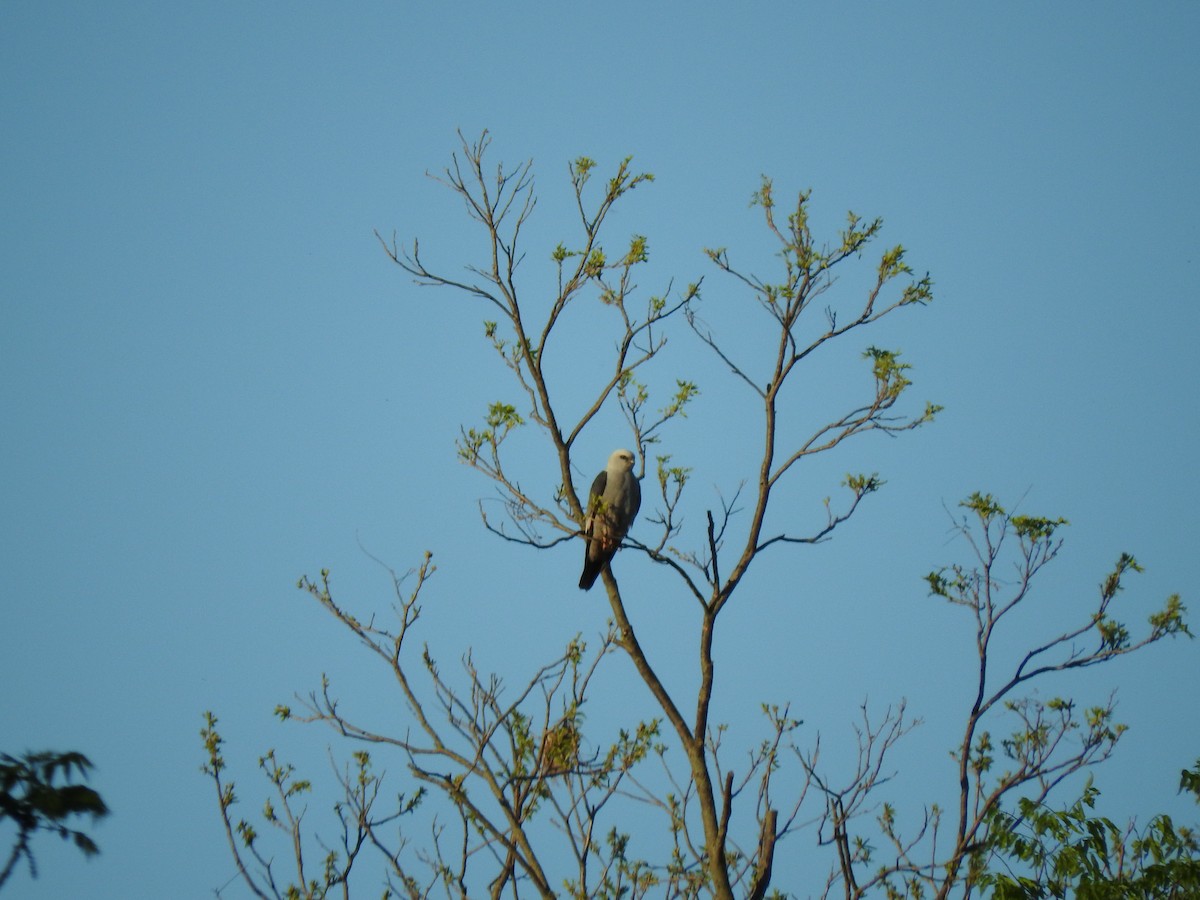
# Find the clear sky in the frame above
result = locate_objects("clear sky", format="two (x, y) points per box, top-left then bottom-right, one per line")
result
(2, 2), (1197, 897)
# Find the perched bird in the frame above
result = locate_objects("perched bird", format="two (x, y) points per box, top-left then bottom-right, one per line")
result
(579, 449), (641, 591)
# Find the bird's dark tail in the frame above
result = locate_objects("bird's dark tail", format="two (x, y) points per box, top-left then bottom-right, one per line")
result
(578, 563), (601, 591)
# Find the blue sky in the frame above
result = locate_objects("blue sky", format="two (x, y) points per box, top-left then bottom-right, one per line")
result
(2, 2), (1197, 896)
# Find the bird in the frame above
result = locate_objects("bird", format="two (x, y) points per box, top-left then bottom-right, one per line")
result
(579, 448), (641, 591)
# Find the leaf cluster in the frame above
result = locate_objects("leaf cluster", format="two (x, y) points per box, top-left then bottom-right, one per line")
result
(982, 763), (1200, 898)
(0, 749), (108, 889)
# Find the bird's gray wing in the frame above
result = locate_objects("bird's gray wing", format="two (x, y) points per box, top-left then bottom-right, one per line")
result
(583, 469), (609, 545)
(579, 470), (611, 590)
(587, 471), (608, 512)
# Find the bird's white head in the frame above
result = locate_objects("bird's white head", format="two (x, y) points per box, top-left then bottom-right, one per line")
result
(608, 448), (636, 472)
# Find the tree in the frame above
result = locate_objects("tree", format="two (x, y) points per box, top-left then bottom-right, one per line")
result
(203, 132), (1190, 898)
(0, 750), (109, 891)
(979, 759), (1200, 898)
(809, 494), (1189, 898)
